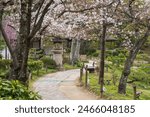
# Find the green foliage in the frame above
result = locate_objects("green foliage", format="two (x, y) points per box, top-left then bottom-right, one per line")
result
(107, 56), (125, 67)
(92, 50), (99, 57)
(106, 49), (127, 57)
(87, 48), (96, 56)
(0, 59), (11, 79)
(40, 56), (57, 69)
(28, 60), (43, 74)
(129, 68), (150, 84)
(0, 36), (5, 51)
(0, 79), (40, 100)
(0, 54), (2, 59)
(140, 64), (150, 74)
(0, 59), (11, 70)
(82, 69), (150, 99)
(143, 37), (150, 48)
(106, 49), (127, 66)
(136, 53), (149, 61)
(83, 48), (99, 57)
(29, 48), (44, 60)
(128, 64), (150, 86)
(63, 63), (79, 70)
(74, 60), (83, 67)
(80, 40), (99, 56)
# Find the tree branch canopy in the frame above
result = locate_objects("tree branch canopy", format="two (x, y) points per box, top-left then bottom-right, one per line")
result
(29, 0), (54, 40)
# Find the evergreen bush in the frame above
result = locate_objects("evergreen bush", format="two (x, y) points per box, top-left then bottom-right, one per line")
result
(28, 60), (43, 75)
(40, 56), (57, 69)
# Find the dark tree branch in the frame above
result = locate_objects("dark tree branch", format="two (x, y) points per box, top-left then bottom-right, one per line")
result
(33, 0), (45, 28)
(128, 0), (135, 17)
(30, 23), (50, 42)
(39, 24), (49, 35)
(57, 0), (118, 18)
(32, 0), (45, 12)
(27, 0), (33, 36)
(29, 0), (54, 40)
(1, 0), (14, 6)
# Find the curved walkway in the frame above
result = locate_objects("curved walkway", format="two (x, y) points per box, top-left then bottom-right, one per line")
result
(33, 69), (97, 100)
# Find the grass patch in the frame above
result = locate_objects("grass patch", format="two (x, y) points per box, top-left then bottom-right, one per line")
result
(63, 63), (79, 70)
(81, 70), (150, 100)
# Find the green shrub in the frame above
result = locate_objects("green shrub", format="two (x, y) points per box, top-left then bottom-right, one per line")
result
(136, 53), (149, 61)
(75, 60), (83, 67)
(140, 64), (150, 74)
(106, 49), (127, 57)
(28, 60), (43, 75)
(63, 63), (78, 70)
(92, 51), (99, 57)
(0, 54), (2, 59)
(0, 79), (40, 100)
(129, 68), (150, 83)
(40, 56), (57, 69)
(107, 56), (125, 67)
(106, 49), (126, 67)
(87, 48), (97, 56)
(29, 48), (44, 60)
(0, 59), (11, 70)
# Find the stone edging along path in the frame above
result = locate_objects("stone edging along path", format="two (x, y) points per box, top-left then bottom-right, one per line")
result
(33, 69), (97, 100)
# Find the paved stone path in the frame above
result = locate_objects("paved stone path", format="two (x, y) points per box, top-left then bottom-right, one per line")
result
(33, 69), (97, 100)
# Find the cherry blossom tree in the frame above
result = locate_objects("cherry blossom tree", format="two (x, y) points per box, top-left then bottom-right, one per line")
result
(0, 0), (104, 84)
(0, 0), (67, 84)
(117, 0), (150, 94)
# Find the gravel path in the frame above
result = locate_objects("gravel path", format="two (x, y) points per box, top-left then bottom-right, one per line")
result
(33, 69), (97, 100)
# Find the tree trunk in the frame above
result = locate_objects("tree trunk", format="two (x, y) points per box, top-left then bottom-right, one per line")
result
(8, 0), (31, 85)
(9, 45), (30, 85)
(74, 39), (81, 62)
(0, 0), (52, 85)
(70, 39), (76, 65)
(118, 28), (150, 94)
(118, 55), (132, 94)
(70, 39), (81, 65)
(99, 21), (107, 98)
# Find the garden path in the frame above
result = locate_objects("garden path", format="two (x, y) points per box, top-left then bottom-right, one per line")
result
(33, 69), (97, 100)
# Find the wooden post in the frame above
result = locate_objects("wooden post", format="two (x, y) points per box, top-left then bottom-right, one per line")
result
(92, 62), (95, 67)
(80, 63), (84, 82)
(133, 85), (137, 100)
(80, 68), (83, 82)
(99, 15), (107, 98)
(85, 65), (88, 88)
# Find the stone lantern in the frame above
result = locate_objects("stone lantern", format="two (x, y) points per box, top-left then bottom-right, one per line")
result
(51, 37), (63, 69)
